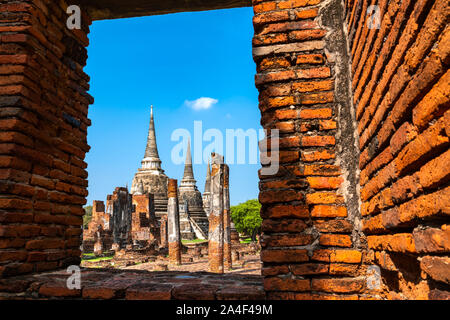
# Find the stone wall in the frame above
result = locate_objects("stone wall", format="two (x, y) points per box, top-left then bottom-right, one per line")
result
(254, 0), (366, 299)
(346, 0), (450, 299)
(131, 193), (159, 244)
(0, 0), (92, 277)
(0, 0), (448, 301)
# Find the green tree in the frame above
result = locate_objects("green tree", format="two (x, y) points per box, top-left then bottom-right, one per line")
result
(230, 199), (262, 240)
(83, 205), (93, 229)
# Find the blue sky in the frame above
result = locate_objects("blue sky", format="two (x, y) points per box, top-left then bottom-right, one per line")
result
(85, 7), (261, 206)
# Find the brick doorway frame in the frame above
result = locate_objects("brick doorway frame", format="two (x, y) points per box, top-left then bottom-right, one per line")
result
(1, 0), (449, 300)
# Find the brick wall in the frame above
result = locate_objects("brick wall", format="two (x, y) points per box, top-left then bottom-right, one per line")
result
(253, 0), (370, 299)
(346, 0), (449, 299)
(0, 0), (92, 277)
(0, 0), (447, 301)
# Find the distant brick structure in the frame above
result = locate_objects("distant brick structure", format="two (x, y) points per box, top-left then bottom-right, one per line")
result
(0, 0), (448, 300)
(83, 200), (112, 252)
(208, 153), (225, 273)
(167, 179), (181, 265)
(131, 193), (159, 246)
(83, 187), (161, 252)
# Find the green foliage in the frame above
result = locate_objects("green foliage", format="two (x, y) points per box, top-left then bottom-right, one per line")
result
(81, 255), (113, 263)
(182, 239), (208, 244)
(83, 205), (93, 229)
(230, 199), (262, 237)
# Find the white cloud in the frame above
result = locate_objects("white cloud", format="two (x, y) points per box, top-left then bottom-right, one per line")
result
(184, 97), (218, 110)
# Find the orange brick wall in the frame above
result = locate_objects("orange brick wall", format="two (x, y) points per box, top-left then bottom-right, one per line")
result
(346, 0), (450, 299)
(254, 0), (370, 299)
(0, 0), (92, 277)
(0, 0), (447, 301)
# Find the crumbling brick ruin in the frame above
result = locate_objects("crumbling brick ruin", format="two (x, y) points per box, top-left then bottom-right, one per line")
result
(83, 186), (160, 255)
(0, 0), (448, 300)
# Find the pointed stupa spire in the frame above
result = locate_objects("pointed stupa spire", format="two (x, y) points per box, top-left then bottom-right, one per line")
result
(182, 138), (195, 182)
(144, 105), (160, 159)
(139, 105), (164, 173)
(204, 159), (211, 193)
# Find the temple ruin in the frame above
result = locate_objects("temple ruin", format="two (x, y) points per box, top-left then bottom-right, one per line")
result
(0, 0), (448, 300)
(82, 107), (212, 254)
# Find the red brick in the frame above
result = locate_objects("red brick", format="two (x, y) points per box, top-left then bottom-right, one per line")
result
(263, 204), (310, 219)
(253, 11), (290, 25)
(294, 8), (319, 20)
(295, 54), (325, 65)
(278, 0), (322, 9)
(304, 164), (341, 176)
(306, 192), (344, 205)
(259, 189), (303, 204)
(262, 218), (307, 233)
(296, 67), (331, 79)
(311, 278), (365, 293)
(300, 108), (332, 119)
(264, 277), (310, 291)
(290, 263), (328, 275)
(319, 234), (352, 247)
(261, 249), (309, 262)
(307, 176), (343, 189)
(301, 150), (335, 162)
(301, 135), (335, 147)
(262, 234), (313, 247)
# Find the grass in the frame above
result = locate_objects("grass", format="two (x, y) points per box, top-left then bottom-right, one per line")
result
(81, 255), (114, 263)
(182, 239), (208, 244)
(82, 253), (95, 257)
(240, 238), (253, 244)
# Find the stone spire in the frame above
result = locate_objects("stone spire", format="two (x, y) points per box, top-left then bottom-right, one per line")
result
(180, 139), (196, 188)
(204, 159), (211, 193)
(141, 105), (164, 173)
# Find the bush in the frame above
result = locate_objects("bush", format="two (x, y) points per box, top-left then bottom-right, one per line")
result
(83, 205), (93, 229)
(230, 199), (262, 239)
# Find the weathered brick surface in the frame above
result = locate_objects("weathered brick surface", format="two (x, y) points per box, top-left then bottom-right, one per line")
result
(348, 0), (450, 300)
(255, 0), (363, 300)
(0, 0), (92, 277)
(0, 0), (447, 301)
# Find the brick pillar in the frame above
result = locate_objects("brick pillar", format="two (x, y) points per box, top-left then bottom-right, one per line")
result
(253, 0), (364, 299)
(223, 164), (232, 270)
(160, 215), (168, 249)
(208, 153), (224, 273)
(167, 179), (181, 265)
(0, 1), (92, 277)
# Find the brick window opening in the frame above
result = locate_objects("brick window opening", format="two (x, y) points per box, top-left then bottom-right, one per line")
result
(0, 0), (448, 301)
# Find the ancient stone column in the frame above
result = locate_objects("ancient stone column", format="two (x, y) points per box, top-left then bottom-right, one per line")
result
(208, 153), (224, 273)
(167, 179), (181, 265)
(160, 215), (168, 249)
(223, 164), (232, 270)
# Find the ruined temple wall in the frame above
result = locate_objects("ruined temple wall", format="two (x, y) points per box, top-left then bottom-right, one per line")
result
(84, 200), (109, 239)
(254, 0), (367, 299)
(131, 194), (150, 240)
(346, 0), (450, 299)
(0, 0), (92, 277)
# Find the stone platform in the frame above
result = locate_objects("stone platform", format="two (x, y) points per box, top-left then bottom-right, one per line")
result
(0, 269), (264, 300)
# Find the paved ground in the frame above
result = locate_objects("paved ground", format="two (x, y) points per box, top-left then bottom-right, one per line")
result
(0, 268), (264, 300)
(123, 254), (262, 275)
